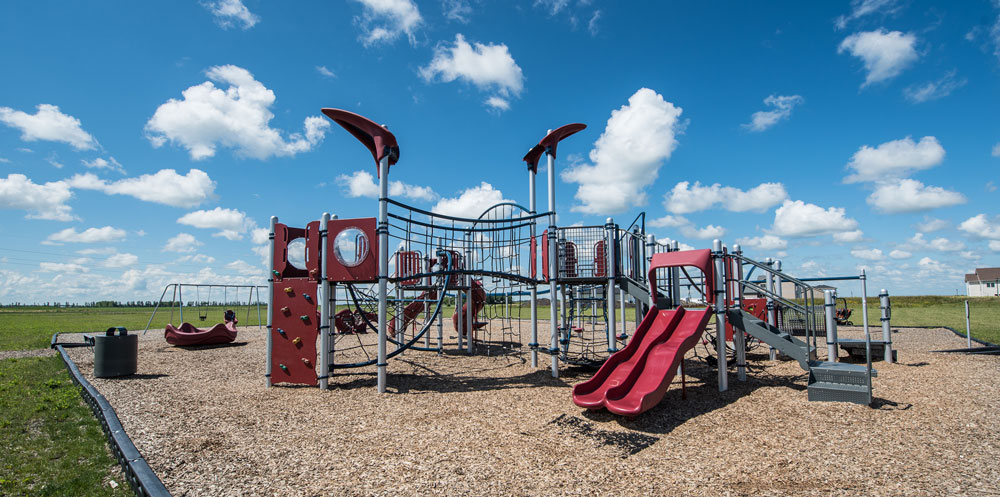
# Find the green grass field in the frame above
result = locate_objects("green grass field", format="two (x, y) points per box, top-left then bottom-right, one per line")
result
(0, 355), (130, 497)
(841, 295), (1000, 345)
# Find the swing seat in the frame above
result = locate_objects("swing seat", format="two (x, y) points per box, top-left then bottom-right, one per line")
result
(165, 310), (238, 346)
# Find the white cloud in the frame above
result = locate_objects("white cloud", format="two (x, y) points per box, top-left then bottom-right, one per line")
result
(432, 182), (510, 219)
(889, 249), (911, 259)
(588, 10), (602, 36)
(250, 228), (269, 245)
(534, 0), (570, 15)
(743, 94), (804, 132)
(834, 0), (899, 29)
(648, 214), (689, 228)
(177, 253), (217, 264)
(104, 253), (139, 268)
(336, 170), (437, 202)
(442, 0), (472, 22)
(420, 34), (524, 111)
(960, 250), (980, 260)
(917, 256), (945, 273)
(736, 235), (787, 251)
(904, 70), (966, 103)
(562, 88), (684, 214)
(353, 0), (422, 46)
(46, 226), (127, 244)
(145, 65), (330, 160)
(851, 248), (884, 260)
(69, 169), (216, 207)
(867, 179), (965, 213)
(664, 181), (788, 214)
(0, 174), (74, 221)
(915, 217), (948, 232)
(990, 241), (1000, 252)
(316, 66), (336, 78)
(203, 0), (259, 29)
(484, 96), (510, 112)
(929, 237), (964, 252)
(771, 200), (859, 238)
(177, 207), (256, 240)
(680, 224), (725, 240)
(844, 136), (945, 183)
(81, 157), (124, 174)
(838, 29), (918, 87)
(39, 262), (89, 273)
(833, 230), (864, 243)
(992, 143), (1000, 157)
(958, 214), (1000, 240)
(0, 104), (98, 150)
(164, 233), (202, 253)
(226, 259), (262, 276)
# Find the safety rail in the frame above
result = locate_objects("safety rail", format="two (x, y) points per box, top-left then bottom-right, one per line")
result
(728, 253), (820, 357)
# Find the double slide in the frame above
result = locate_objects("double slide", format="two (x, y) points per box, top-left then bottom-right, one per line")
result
(572, 306), (711, 416)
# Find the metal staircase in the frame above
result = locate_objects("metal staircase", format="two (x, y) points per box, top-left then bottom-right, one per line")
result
(728, 308), (875, 405)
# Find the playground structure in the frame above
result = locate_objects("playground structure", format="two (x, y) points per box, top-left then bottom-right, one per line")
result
(264, 108), (896, 411)
(144, 283), (264, 346)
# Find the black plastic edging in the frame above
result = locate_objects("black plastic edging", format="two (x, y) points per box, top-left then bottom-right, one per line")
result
(52, 333), (171, 497)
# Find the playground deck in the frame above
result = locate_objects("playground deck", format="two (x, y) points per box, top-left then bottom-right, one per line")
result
(64, 322), (1000, 496)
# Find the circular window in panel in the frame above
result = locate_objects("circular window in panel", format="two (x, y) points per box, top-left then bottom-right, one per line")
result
(334, 227), (370, 268)
(286, 238), (307, 269)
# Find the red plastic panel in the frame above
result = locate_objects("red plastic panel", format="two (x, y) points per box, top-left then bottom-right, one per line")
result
(395, 250), (423, 287)
(562, 241), (578, 278)
(530, 235), (537, 279)
(270, 279), (319, 386)
(326, 218), (378, 283)
(538, 123), (587, 159)
(321, 108), (399, 171)
(594, 240), (607, 278)
(272, 223), (309, 281)
(305, 220), (321, 280)
(648, 249), (714, 300)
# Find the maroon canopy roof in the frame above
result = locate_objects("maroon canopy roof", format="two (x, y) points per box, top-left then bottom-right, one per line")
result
(321, 108), (399, 175)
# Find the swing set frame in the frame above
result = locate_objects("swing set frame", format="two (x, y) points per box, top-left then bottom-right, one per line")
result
(143, 283), (266, 334)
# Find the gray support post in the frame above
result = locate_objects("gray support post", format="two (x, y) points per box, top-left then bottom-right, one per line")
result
(377, 155), (390, 394)
(546, 144), (559, 378)
(528, 168), (538, 368)
(606, 218), (617, 353)
(456, 289), (464, 349)
(861, 270), (872, 404)
(825, 290), (838, 362)
(319, 213), (331, 390)
(965, 300), (972, 348)
(645, 235), (656, 308)
(465, 231), (473, 354)
(671, 240), (680, 307)
(266, 216), (277, 388)
(178, 285), (184, 324)
(620, 290), (626, 339)
(765, 258), (776, 361)
(880, 289), (893, 363)
(733, 244), (746, 381)
(712, 240), (728, 392)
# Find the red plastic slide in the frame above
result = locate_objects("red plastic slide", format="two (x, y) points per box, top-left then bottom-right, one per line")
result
(452, 280), (487, 333)
(164, 312), (238, 346)
(388, 289), (436, 337)
(572, 306), (711, 416)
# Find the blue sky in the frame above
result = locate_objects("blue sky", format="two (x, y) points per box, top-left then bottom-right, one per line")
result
(0, 0), (998, 303)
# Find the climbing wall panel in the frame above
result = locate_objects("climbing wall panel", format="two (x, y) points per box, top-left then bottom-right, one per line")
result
(270, 278), (320, 386)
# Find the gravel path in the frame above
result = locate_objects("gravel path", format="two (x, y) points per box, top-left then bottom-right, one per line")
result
(65, 322), (1000, 496)
(0, 348), (55, 361)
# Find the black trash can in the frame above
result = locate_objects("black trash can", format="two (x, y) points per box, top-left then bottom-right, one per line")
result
(93, 327), (137, 378)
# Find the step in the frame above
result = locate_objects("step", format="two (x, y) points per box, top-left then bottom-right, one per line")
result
(838, 339), (895, 362)
(807, 381), (871, 405)
(809, 360), (877, 384)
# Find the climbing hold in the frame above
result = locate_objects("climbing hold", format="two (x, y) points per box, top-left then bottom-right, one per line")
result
(281, 306), (290, 314)
(277, 328), (286, 336)
(292, 337), (302, 346)
(300, 315), (310, 322)
(303, 293), (312, 301)
(284, 287), (293, 294)
(302, 358), (312, 367)
(279, 364), (288, 373)
(272, 270), (280, 276)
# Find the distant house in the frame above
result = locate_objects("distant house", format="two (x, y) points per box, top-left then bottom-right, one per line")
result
(965, 268), (1000, 297)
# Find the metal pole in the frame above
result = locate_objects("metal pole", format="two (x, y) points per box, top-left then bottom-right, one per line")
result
(825, 290), (838, 362)
(266, 216), (276, 388)
(143, 284), (171, 334)
(466, 232), (473, 354)
(645, 235), (656, 309)
(546, 143), (559, 378)
(620, 290), (626, 339)
(319, 213), (331, 390)
(529, 168), (538, 368)
(861, 270), (872, 404)
(671, 240), (680, 307)
(733, 244), (746, 381)
(880, 289), (893, 363)
(965, 300), (972, 348)
(456, 287), (464, 350)
(713, 240), (728, 392)
(178, 284), (184, 323)
(377, 155), (390, 394)
(765, 258), (776, 361)
(606, 218), (617, 353)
